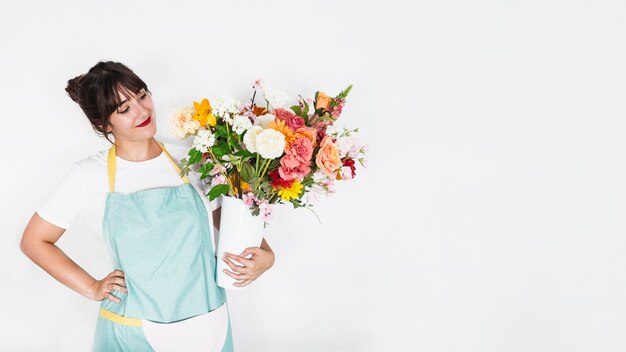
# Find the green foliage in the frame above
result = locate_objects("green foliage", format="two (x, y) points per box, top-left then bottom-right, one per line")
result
(207, 184), (230, 201)
(240, 163), (256, 183)
(215, 125), (228, 138)
(188, 149), (202, 165)
(336, 84), (353, 100)
(198, 163), (214, 180)
(212, 143), (230, 157)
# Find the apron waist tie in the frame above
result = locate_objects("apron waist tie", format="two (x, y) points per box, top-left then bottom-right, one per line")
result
(99, 308), (142, 327)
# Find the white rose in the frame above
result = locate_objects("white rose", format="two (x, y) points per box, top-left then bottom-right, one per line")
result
(255, 129), (286, 159)
(254, 113), (275, 128)
(243, 126), (264, 153)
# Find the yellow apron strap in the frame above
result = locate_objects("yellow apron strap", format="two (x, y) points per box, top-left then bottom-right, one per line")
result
(99, 308), (142, 327)
(156, 141), (190, 184)
(108, 145), (117, 193)
(107, 140), (190, 193)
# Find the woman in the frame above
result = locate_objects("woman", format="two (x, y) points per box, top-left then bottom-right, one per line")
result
(20, 61), (275, 351)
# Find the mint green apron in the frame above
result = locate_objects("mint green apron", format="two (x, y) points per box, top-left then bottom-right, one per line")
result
(92, 141), (234, 351)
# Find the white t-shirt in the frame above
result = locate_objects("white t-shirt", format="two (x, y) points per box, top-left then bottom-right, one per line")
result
(37, 142), (221, 243)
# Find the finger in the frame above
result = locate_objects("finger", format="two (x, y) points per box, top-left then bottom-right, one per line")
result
(106, 292), (121, 303)
(223, 257), (250, 274)
(108, 270), (124, 278)
(240, 247), (261, 258)
(222, 268), (246, 280)
(107, 284), (128, 293)
(223, 253), (253, 267)
(111, 277), (126, 286)
(233, 279), (252, 287)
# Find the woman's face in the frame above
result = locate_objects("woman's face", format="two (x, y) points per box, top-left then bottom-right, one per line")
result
(106, 87), (156, 143)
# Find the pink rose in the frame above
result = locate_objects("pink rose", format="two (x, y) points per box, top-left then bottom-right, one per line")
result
(315, 136), (342, 177)
(274, 108), (305, 130)
(279, 154), (311, 181)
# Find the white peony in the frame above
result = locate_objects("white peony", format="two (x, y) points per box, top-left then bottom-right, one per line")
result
(243, 126), (263, 153)
(192, 128), (215, 153)
(262, 83), (288, 109)
(232, 114), (252, 135)
(254, 113), (275, 128)
(170, 106), (201, 138)
(255, 129), (286, 159)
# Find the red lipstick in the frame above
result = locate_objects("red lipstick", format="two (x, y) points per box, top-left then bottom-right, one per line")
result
(136, 116), (151, 128)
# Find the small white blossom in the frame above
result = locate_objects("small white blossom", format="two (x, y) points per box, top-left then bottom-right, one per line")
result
(192, 128), (215, 153)
(212, 95), (241, 120)
(325, 125), (340, 137)
(336, 135), (357, 158)
(232, 115), (252, 135)
(262, 83), (288, 109)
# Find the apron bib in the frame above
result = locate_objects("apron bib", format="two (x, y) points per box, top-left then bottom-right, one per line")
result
(93, 141), (233, 351)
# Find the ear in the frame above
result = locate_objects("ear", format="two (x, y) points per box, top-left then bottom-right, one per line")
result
(98, 124), (113, 133)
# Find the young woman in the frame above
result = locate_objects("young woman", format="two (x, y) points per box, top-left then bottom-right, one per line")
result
(20, 61), (275, 351)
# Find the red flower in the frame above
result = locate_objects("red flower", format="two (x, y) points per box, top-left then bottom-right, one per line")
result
(343, 158), (356, 178)
(269, 170), (294, 189)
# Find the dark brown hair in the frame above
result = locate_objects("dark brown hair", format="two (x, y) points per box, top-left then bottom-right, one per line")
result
(65, 61), (151, 144)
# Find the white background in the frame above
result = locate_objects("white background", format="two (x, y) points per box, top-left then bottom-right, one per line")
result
(2, 0), (626, 351)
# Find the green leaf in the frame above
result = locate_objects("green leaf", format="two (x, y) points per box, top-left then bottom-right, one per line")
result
(300, 95), (310, 116)
(240, 162), (256, 183)
(188, 149), (202, 165)
(215, 125), (228, 138)
(291, 105), (302, 116)
(207, 184), (230, 201)
(234, 149), (254, 158)
(336, 84), (353, 100)
(199, 163), (215, 179)
(212, 143), (230, 157)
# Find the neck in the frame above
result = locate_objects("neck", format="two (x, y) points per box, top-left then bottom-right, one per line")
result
(114, 138), (162, 161)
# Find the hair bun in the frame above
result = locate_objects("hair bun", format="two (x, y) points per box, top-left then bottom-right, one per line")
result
(65, 74), (85, 104)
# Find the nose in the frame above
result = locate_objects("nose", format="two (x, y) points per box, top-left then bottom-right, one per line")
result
(136, 100), (150, 117)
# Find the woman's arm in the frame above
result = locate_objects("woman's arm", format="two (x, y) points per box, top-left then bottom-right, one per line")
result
(20, 213), (127, 302)
(213, 206), (275, 287)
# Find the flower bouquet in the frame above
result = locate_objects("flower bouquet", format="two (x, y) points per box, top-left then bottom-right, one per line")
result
(170, 80), (367, 288)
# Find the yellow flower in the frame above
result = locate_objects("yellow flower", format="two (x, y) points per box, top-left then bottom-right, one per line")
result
(193, 98), (217, 127)
(277, 181), (303, 201)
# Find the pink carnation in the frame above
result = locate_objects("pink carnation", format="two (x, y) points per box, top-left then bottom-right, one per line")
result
(285, 137), (313, 163)
(278, 154), (311, 181)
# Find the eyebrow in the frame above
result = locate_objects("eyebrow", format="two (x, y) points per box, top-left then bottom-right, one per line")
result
(117, 88), (146, 108)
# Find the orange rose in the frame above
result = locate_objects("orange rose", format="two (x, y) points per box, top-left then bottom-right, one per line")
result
(316, 92), (332, 110)
(315, 136), (342, 177)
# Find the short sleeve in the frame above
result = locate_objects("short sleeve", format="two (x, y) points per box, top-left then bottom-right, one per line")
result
(36, 164), (86, 229)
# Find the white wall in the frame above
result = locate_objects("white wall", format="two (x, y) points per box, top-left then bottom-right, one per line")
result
(2, 0), (626, 351)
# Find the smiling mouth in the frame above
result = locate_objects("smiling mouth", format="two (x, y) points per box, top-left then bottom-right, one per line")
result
(136, 116), (151, 128)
